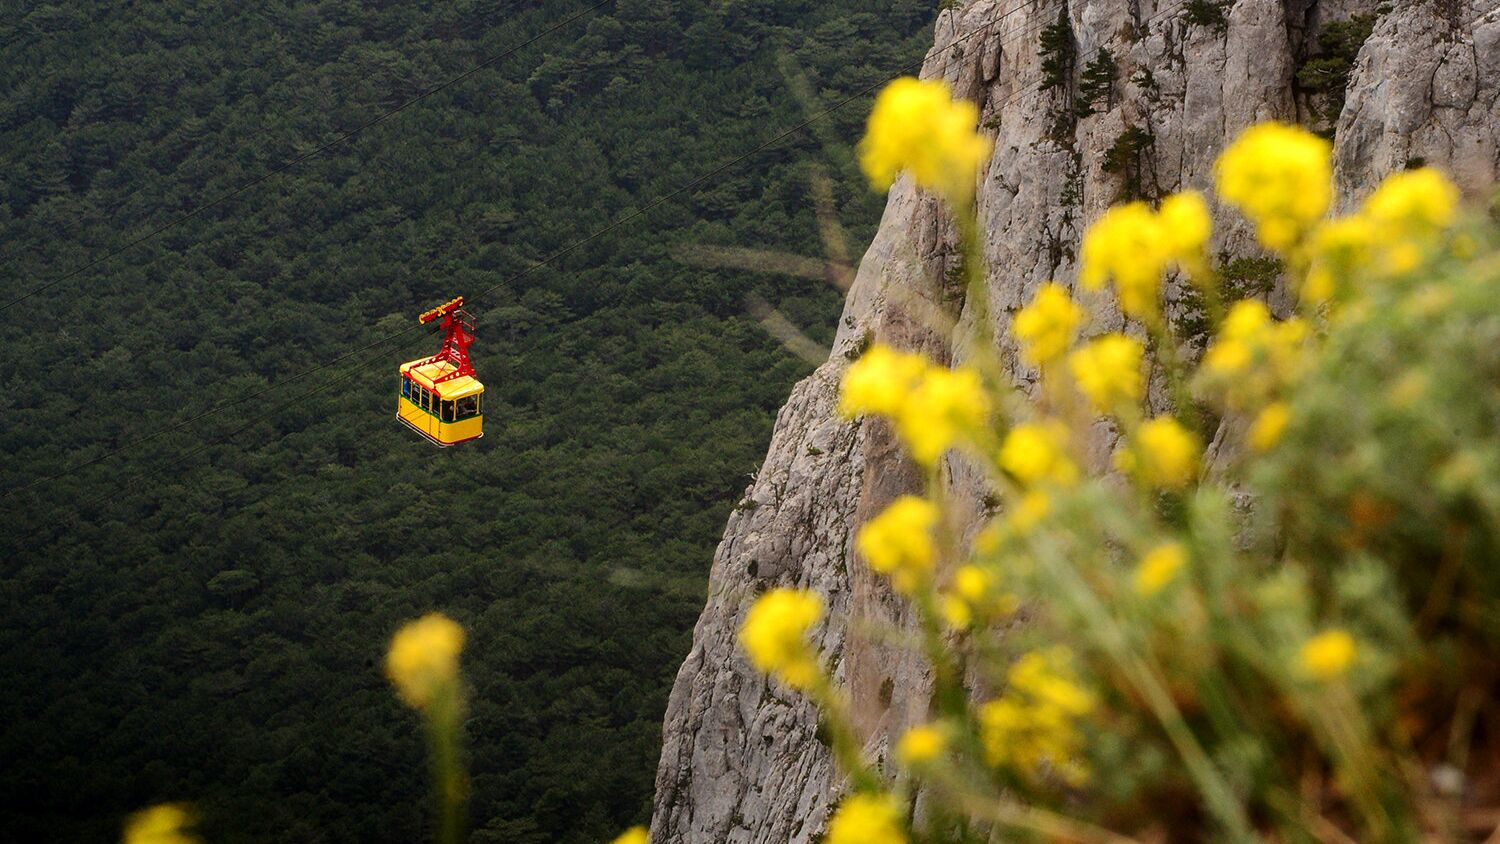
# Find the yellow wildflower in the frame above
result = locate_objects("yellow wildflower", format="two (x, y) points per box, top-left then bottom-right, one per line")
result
(386, 613), (466, 710)
(1201, 301), (1308, 408)
(856, 496), (939, 593)
(1119, 417), (1200, 490)
(979, 649), (1094, 784)
(1133, 542), (1188, 596)
(1215, 122), (1332, 251)
(1014, 282), (1083, 366)
(839, 344), (927, 419)
(609, 827), (649, 844)
(1362, 167), (1459, 236)
(1000, 421), (1079, 487)
(1299, 629), (1358, 680)
(827, 793), (908, 844)
(1068, 333), (1145, 415)
(1304, 214), (1374, 302)
(859, 77), (992, 206)
(896, 365), (990, 465)
(897, 724), (946, 765)
(1079, 201), (1168, 319)
(954, 564), (992, 602)
(1248, 401), (1291, 451)
(123, 804), (199, 844)
(740, 588), (825, 689)
(1158, 190), (1213, 274)
(1006, 490), (1052, 534)
(941, 594), (973, 629)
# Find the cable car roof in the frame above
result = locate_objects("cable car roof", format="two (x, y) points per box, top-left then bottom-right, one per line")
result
(400, 359), (484, 399)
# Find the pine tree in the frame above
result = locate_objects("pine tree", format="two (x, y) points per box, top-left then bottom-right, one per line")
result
(1037, 9), (1075, 91)
(1074, 48), (1117, 116)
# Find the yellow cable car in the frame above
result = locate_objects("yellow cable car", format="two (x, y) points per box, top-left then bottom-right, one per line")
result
(397, 297), (484, 446)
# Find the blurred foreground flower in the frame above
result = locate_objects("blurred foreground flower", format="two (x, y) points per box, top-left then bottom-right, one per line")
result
(608, 826), (648, 844)
(1214, 121), (1331, 251)
(740, 588), (824, 690)
(122, 804), (199, 844)
(827, 792), (908, 844)
(858, 77), (991, 206)
(1300, 629), (1358, 680)
(387, 612), (466, 710)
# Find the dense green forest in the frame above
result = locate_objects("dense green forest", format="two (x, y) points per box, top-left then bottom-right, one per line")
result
(0, 1), (932, 840)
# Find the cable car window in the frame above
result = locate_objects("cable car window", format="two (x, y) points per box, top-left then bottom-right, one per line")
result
(402, 377), (412, 398)
(441, 400), (456, 422)
(455, 396), (478, 419)
(419, 389), (429, 412)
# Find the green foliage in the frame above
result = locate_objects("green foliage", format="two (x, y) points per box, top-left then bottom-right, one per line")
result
(1296, 15), (1378, 134)
(1220, 255), (1284, 300)
(0, 1), (932, 841)
(1037, 9), (1075, 92)
(1073, 48), (1117, 117)
(1101, 125), (1155, 201)
(1183, 0), (1231, 33)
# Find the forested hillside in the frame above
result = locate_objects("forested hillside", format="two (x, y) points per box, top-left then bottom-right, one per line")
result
(0, 1), (931, 840)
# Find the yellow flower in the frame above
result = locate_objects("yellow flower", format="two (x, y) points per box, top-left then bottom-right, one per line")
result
(1068, 333), (1145, 415)
(954, 564), (992, 602)
(828, 793), (908, 844)
(1080, 201), (1168, 319)
(979, 649), (1094, 784)
(609, 827), (649, 844)
(941, 594), (973, 629)
(1006, 490), (1052, 534)
(1362, 167), (1459, 236)
(1200, 301), (1309, 409)
(1248, 401), (1291, 451)
(123, 804), (199, 844)
(1215, 122), (1331, 251)
(1000, 421), (1078, 487)
(1133, 542), (1188, 596)
(897, 724), (946, 765)
(896, 365), (990, 465)
(859, 77), (992, 206)
(1299, 629), (1358, 680)
(857, 496), (939, 593)
(839, 343), (928, 419)
(1014, 282), (1083, 366)
(740, 588), (825, 689)
(386, 613), (466, 710)
(1158, 190), (1213, 259)
(1119, 417), (1200, 490)
(1304, 215), (1374, 302)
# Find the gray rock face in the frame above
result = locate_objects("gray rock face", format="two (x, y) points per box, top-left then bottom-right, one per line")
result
(651, 2), (1500, 841)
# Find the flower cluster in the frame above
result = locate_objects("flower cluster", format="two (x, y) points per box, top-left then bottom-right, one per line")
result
(856, 496), (939, 594)
(1079, 191), (1211, 320)
(123, 804), (199, 844)
(1116, 416), (1201, 490)
(858, 77), (992, 206)
(1013, 282), (1083, 366)
(1214, 122), (1331, 251)
(386, 613), (466, 710)
(739, 588), (825, 690)
(1068, 333), (1144, 415)
(827, 793), (908, 844)
(840, 343), (991, 466)
(1000, 421), (1078, 487)
(979, 649), (1095, 785)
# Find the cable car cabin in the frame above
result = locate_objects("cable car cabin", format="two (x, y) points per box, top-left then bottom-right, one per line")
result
(397, 297), (484, 446)
(397, 361), (483, 445)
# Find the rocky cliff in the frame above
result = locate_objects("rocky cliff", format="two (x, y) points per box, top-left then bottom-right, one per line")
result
(651, 2), (1500, 841)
